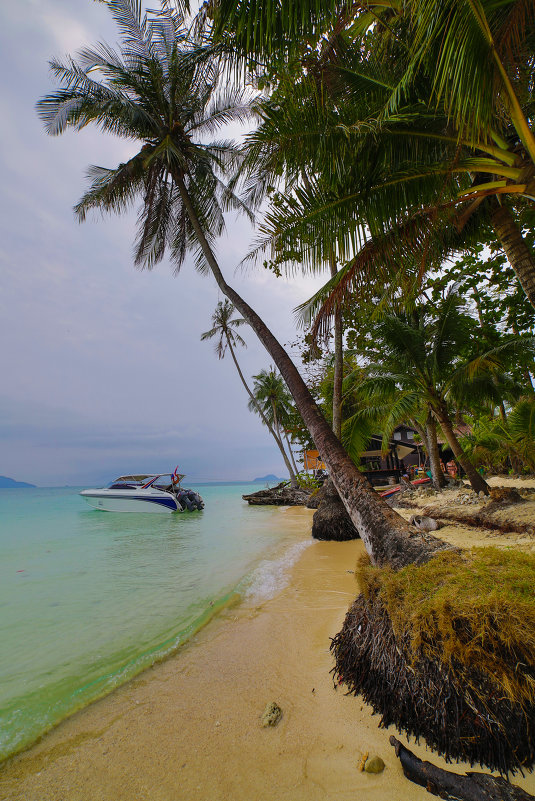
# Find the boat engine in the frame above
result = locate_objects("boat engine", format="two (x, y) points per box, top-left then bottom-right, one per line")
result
(176, 489), (204, 512)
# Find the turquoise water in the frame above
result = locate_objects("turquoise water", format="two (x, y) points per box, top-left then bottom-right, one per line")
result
(0, 483), (305, 761)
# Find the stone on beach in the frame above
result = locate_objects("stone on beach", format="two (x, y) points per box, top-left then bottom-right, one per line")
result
(364, 756), (385, 774)
(261, 701), (283, 727)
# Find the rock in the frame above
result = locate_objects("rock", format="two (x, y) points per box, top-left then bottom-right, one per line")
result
(364, 756), (385, 774)
(242, 482), (311, 506)
(306, 488), (322, 509)
(311, 479), (361, 541)
(261, 702), (282, 727)
(409, 514), (441, 532)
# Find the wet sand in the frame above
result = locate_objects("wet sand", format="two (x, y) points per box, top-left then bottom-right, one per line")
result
(2, 505), (534, 800)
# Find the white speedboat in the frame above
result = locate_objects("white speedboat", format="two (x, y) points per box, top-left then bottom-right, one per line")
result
(80, 473), (204, 514)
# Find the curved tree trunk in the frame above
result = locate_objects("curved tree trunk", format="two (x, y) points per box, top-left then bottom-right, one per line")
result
(434, 408), (490, 494)
(411, 416), (446, 490)
(270, 397), (299, 488)
(226, 338), (298, 487)
(426, 416), (447, 490)
(175, 172), (446, 568)
(284, 430), (300, 475)
(491, 204), (535, 309)
(330, 254), (343, 441)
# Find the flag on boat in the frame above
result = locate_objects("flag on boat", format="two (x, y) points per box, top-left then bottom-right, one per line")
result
(172, 466), (180, 483)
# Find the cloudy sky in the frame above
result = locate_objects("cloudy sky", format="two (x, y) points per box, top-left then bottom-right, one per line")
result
(0, 0), (325, 486)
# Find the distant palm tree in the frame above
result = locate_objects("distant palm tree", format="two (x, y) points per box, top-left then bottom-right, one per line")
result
(201, 301), (298, 485)
(248, 366), (300, 478)
(36, 0), (440, 568)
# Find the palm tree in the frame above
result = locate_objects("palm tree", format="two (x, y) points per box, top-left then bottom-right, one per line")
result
(232, 5), (535, 312)
(244, 41), (535, 313)
(247, 367), (300, 477)
(348, 294), (534, 494)
(201, 302), (298, 485)
(37, 0), (434, 569)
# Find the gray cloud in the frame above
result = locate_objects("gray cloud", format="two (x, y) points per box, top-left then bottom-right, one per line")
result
(0, 1), (326, 485)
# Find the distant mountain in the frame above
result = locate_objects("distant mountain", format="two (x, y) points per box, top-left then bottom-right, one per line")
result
(252, 474), (284, 483)
(0, 476), (36, 488)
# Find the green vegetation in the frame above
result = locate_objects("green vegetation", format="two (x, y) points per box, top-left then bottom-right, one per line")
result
(359, 547), (535, 705)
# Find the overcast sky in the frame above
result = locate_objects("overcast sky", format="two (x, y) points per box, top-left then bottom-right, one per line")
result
(0, 0), (326, 486)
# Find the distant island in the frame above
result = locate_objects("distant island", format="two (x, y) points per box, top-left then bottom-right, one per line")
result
(0, 476), (36, 488)
(252, 474), (284, 483)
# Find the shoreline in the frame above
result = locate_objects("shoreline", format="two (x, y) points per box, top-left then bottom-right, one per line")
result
(2, 505), (535, 800)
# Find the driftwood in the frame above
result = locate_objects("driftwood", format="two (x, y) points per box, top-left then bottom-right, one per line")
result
(242, 482), (311, 506)
(422, 506), (535, 537)
(390, 737), (535, 801)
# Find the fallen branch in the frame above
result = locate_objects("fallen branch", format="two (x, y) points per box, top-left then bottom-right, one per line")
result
(390, 736), (535, 801)
(422, 507), (535, 537)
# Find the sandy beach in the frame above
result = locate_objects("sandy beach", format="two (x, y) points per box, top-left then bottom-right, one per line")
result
(2, 500), (535, 800)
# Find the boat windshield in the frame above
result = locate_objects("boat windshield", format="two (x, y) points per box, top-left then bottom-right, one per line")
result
(106, 475), (151, 489)
(148, 474), (174, 490)
(104, 473), (182, 491)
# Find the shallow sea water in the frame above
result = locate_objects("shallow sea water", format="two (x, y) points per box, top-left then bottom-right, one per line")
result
(0, 483), (307, 761)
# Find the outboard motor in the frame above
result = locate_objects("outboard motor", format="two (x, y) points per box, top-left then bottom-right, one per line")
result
(176, 488), (204, 511)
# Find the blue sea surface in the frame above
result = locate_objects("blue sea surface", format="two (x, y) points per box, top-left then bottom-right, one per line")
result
(0, 483), (303, 761)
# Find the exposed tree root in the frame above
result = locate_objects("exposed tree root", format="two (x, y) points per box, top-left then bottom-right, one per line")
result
(331, 587), (535, 774)
(390, 736), (535, 801)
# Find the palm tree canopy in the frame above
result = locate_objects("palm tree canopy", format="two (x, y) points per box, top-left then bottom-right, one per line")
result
(247, 366), (293, 427)
(37, 0), (254, 274)
(200, 299), (248, 359)
(343, 293), (532, 457)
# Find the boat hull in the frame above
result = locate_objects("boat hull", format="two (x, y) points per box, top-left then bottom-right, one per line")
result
(80, 489), (179, 513)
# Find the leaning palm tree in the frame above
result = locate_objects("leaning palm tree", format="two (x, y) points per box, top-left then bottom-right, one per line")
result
(247, 367), (300, 477)
(201, 301), (298, 485)
(37, 0), (445, 569)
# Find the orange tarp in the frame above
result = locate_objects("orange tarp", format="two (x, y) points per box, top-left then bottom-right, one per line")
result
(303, 450), (326, 471)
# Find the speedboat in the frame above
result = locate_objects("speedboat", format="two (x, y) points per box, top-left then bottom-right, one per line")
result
(80, 473), (204, 513)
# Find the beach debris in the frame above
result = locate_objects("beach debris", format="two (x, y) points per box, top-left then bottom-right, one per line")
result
(242, 483), (311, 506)
(358, 751), (369, 772)
(364, 756), (385, 774)
(390, 736), (535, 801)
(409, 514), (441, 532)
(261, 701), (282, 727)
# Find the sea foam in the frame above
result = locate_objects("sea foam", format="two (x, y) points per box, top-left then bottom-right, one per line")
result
(243, 539), (313, 603)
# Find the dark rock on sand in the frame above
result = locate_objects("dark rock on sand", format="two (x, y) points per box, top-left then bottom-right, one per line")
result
(311, 479), (361, 541)
(242, 482), (311, 506)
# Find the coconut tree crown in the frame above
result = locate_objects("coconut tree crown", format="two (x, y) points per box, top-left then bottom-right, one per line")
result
(200, 299), (248, 359)
(37, 0), (253, 273)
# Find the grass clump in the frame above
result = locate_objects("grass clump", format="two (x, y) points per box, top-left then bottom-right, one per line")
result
(360, 548), (535, 706)
(331, 547), (535, 774)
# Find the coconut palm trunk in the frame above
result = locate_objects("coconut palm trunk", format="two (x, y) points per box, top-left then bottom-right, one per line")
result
(426, 417), (447, 490)
(330, 255), (343, 441)
(434, 408), (490, 495)
(492, 204), (535, 310)
(225, 337), (299, 487)
(284, 430), (300, 476)
(174, 172), (442, 568)
(412, 417), (446, 490)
